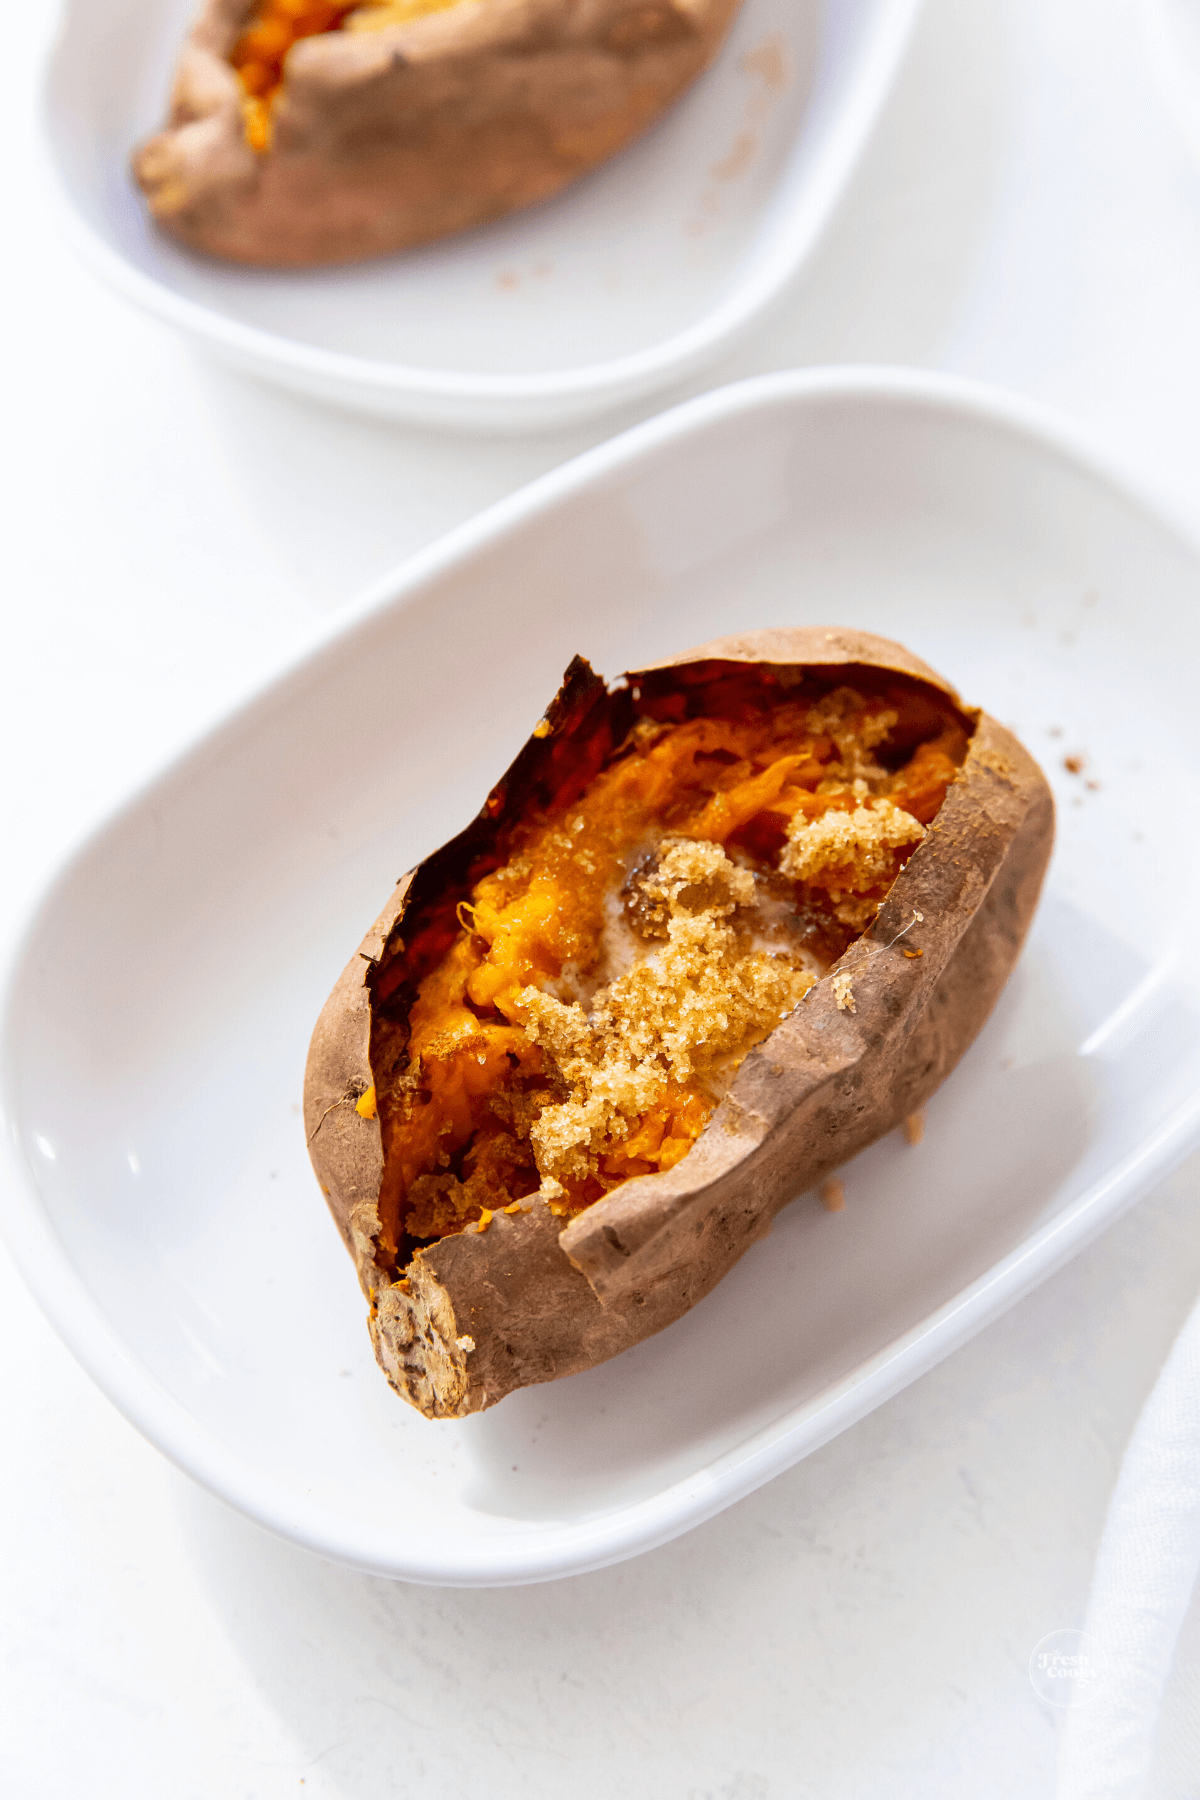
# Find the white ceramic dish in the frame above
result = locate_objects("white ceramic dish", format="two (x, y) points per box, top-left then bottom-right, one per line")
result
(4, 367), (1200, 1587)
(41, 0), (920, 431)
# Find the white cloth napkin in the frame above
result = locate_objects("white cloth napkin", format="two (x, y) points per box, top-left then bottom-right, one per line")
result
(1056, 1294), (1200, 1799)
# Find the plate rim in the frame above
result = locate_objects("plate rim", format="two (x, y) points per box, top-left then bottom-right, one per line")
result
(39, 0), (924, 427)
(4, 363), (1200, 1585)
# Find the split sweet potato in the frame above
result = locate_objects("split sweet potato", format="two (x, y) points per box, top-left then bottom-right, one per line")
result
(132, 0), (745, 266)
(304, 628), (1054, 1417)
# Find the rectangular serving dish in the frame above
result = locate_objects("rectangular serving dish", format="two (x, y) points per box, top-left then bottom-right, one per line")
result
(4, 368), (1200, 1584)
(42, 0), (920, 429)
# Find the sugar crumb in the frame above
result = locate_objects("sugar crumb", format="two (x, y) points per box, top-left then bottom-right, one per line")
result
(781, 798), (923, 890)
(520, 840), (813, 1184)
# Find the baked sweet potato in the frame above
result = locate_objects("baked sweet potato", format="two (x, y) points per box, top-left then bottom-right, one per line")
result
(132, 0), (745, 267)
(304, 628), (1054, 1418)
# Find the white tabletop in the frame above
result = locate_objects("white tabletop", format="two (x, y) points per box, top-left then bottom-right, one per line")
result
(5, 0), (1200, 1793)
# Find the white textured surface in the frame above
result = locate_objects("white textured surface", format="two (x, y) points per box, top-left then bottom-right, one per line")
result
(5, 0), (1200, 1791)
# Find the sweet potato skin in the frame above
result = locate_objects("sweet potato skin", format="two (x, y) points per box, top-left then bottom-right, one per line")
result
(132, 0), (745, 267)
(303, 628), (1055, 1418)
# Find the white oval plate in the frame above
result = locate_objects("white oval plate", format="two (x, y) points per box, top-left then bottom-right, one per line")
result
(41, 0), (920, 431)
(4, 368), (1200, 1586)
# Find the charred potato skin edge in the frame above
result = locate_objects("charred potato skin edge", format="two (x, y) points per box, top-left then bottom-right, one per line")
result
(302, 628), (1055, 1418)
(132, 0), (747, 268)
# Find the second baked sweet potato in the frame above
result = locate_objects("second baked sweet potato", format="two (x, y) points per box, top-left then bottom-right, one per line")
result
(133, 0), (746, 266)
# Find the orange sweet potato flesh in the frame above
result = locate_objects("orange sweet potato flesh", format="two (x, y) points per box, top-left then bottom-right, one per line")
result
(304, 629), (1055, 1418)
(131, 0), (746, 267)
(375, 677), (965, 1253)
(230, 1), (359, 151)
